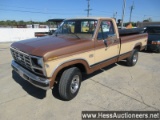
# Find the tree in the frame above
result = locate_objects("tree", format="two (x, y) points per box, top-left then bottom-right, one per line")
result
(148, 17), (152, 22)
(11, 20), (17, 26)
(0, 20), (48, 27)
(18, 20), (25, 25)
(143, 17), (152, 22)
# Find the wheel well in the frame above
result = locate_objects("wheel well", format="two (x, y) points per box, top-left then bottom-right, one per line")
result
(73, 63), (87, 73)
(134, 45), (141, 51)
(54, 63), (87, 83)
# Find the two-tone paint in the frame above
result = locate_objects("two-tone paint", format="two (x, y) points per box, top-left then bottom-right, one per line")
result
(11, 17), (148, 89)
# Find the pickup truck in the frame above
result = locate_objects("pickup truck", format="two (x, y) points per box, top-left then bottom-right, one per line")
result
(10, 17), (147, 100)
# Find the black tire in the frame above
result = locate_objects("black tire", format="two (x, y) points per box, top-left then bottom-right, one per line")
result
(58, 67), (82, 101)
(126, 49), (138, 66)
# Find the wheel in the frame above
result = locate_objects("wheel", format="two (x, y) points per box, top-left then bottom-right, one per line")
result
(126, 49), (138, 66)
(58, 67), (82, 101)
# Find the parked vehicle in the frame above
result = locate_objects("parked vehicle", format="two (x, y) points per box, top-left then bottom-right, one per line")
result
(10, 17), (147, 100)
(35, 19), (64, 37)
(144, 25), (160, 53)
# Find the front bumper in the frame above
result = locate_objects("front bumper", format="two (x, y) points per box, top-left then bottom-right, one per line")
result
(11, 60), (50, 90)
(147, 44), (160, 52)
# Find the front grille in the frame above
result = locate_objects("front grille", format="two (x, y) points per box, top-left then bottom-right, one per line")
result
(10, 48), (32, 70)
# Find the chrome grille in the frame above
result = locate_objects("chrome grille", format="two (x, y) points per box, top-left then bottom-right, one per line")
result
(10, 48), (32, 70)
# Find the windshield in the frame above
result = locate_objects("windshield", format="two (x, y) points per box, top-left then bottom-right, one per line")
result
(145, 27), (160, 34)
(55, 19), (98, 39)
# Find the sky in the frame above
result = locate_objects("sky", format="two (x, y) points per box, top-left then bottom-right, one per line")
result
(0, 0), (160, 22)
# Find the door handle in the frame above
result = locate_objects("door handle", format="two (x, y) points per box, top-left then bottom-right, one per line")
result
(103, 39), (108, 47)
(114, 40), (118, 43)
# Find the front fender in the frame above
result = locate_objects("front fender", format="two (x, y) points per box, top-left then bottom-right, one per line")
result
(49, 59), (90, 87)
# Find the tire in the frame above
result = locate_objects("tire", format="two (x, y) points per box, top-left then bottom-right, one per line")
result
(58, 67), (82, 101)
(126, 49), (138, 66)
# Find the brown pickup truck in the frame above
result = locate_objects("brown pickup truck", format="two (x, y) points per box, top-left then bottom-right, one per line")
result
(10, 17), (147, 100)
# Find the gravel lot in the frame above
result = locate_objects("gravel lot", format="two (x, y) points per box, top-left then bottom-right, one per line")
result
(0, 43), (160, 120)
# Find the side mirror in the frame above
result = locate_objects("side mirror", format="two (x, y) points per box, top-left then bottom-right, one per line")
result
(103, 39), (108, 47)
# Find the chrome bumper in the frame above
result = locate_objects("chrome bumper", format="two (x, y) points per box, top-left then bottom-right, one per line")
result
(11, 60), (50, 90)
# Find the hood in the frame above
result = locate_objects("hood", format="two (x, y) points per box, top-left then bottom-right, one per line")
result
(11, 35), (93, 61)
(148, 34), (160, 41)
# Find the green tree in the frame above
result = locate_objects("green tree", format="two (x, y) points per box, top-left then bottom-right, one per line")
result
(0, 20), (48, 27)
(18, 20), (25, 25)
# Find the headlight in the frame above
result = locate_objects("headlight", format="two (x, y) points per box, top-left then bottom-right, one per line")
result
(31, 56), (43, 68)
(152, 41), (160, 45)
(29, 56), (46, 76)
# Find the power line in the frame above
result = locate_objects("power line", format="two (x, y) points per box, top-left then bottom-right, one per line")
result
(0, 8), (55, 14)
(0, 4), (43, 11)
(0, 4), (83, 11)
(0, 8), (85, 15)
(85, 0), (92, 17)
(0, 4), (159, 22)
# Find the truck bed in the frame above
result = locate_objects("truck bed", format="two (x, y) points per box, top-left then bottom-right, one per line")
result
(119, 28), (144, 36)
(119, 31), (147, 59)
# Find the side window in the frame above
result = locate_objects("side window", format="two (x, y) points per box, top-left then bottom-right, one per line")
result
(97, 20), (115, 40)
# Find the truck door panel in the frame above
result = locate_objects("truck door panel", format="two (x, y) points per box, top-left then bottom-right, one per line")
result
(94, 20), (120, 64)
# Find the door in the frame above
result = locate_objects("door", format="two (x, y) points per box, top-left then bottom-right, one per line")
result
(94, 20), (120, 64)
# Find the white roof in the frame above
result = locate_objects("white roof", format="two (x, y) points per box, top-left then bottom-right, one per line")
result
(65, 17), (114, 20)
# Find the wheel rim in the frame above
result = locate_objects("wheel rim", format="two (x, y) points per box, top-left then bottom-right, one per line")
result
(133, 53), (138, 63)
(70, 75), (80, 94)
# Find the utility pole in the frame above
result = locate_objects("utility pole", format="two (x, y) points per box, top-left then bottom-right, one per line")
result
(121, 0), (126, 28)
(129, 1), (135, 22)
(113, 12), (117, 20)
(85, 0), (92, 17)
